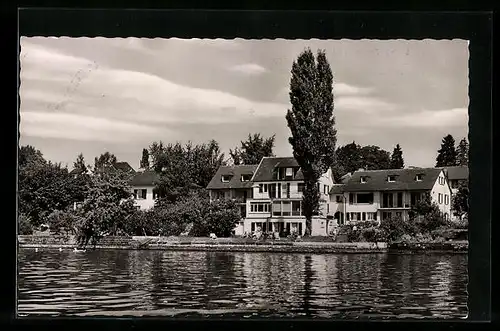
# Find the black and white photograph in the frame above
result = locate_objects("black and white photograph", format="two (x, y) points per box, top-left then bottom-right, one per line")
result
(17, 32), (472, 319)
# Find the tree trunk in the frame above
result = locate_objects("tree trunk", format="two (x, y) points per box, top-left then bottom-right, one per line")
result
(304, 219), (312, 236)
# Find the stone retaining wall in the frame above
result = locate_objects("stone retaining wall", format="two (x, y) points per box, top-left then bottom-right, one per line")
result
(18, 235), (466, 253)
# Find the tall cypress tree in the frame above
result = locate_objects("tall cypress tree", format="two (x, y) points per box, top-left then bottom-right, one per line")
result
(456, 137), (469, 166)
(390, 144), (405, 169)
(140, 148), (150, 169)
(436, 134), (457, 167)
(286, 48), (337, 236)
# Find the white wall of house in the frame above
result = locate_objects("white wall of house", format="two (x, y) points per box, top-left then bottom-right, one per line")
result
(132, 185), (156, 210)
(430, 171), (453, 220)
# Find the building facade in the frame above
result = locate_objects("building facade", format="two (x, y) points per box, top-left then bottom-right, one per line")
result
(328, 168), (453, 224)
(207, 157), (335, 236)
(129, 170), (160, 210)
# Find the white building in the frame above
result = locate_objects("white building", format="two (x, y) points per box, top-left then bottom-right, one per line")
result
(329, 167), (453, 224)
(129, 170), (160, 210)
(207, 157), (335, 236)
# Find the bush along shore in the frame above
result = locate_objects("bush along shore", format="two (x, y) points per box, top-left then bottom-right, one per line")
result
(18, 234), (467, 253)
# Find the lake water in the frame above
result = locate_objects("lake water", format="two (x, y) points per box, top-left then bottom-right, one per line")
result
(17, 249), (468, 319)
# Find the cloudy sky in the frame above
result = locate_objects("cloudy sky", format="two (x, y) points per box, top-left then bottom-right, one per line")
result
(19, 37), (469, 170)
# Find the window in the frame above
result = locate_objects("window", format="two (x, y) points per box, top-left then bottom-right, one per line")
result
(298, 183), (305, 193)
(133, 189), (138, 199)
(241, 174), (251, 182)
(251, 223), (255, 232)
(382, 193), (394, 208)
(259, 184), (263, 193)
(397, 192), (403, 208)
(346, 213), (350, 221)
(286, 183), (290, 198)
(336, 195), (343, 203)
(411, 192), (421, 206)
(388, 175), (396, 182)
(282, 202), (291, 216)
(356, 193), (374, 204)
(251, 203), (270, 213)
(141, 189), (147, 199)
(438, 176), (445, 185)
(360, 176), (367, 183)
(357, 212), (361, 221)
(277, 183), (282, 198)
(327, 204), (330, 214)
(415, 174), (423, 181)
(264, 184), (268, 193)
(292, 201), (301, 216)
(285, 167), (293, 178)
(362, 212), (366, 221)
(445, 194), (449, 205)
(272, 201), (282, 216)
(349, 193), (354, 204)
(324, 185), (328, 194)
(438, 193), (443, 204)
(221, 175), (231, 183)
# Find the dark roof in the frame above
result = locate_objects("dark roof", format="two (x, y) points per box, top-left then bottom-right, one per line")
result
(441, 166), (468, 181)
(129, 170), (160, 187)
(206, 165), (258, 189)
(251, 157), (304, 182)
(330, 184), (345, 194)
(339, 168), (443, 192)
(114, 162), (136, 173)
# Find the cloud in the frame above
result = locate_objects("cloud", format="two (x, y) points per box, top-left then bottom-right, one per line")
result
(20, 112), (161, 142)
(335, 95), (397, 113)
(229, 63), (268, 75)
(334, 82), (373, 96)
(19, 42), (290, 142)
(379, 108), (468, 128)
(170, 38), (243, 50)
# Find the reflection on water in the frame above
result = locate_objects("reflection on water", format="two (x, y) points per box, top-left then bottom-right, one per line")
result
(17, 249), (468, 319)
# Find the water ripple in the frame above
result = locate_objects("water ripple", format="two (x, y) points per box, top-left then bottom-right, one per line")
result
(17, 249), (467, 319)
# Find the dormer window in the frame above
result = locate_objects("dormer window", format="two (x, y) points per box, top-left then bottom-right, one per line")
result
(415, 174), (423, 182)
(360, 176), (367, 183)
(387, 175), (396, 182)
(285, 167), (293, 178)
(241, 174), (251, 182)
(221, 175), (231, 183)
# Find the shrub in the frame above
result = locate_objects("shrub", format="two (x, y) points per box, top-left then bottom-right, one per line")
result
(47, 209), (83, 235)
(190, 198), (241, 237)
(361, 226), (386, 243)
(18, 213), (33, 235)
(379, 217), (417, 243)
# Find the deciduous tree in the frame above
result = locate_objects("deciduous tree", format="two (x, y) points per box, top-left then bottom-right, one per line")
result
(230, 133), (275, 165)
(286, 48), (337, 235)
(452, 181), (469, 219)
(456, 137), (469, 166)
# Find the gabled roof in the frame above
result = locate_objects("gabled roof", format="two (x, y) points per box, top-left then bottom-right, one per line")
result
(129, 170), (160, 187)
(339, 168), (443, 192)
(114, 162), (136, 174)
(206, 165), (258, 190)
(330, 184), (345, 194)
(441, 166), (468, 181)
(251, 157), (304, 182)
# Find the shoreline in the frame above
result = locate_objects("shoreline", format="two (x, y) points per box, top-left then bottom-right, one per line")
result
(18, 235), (468, 254)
